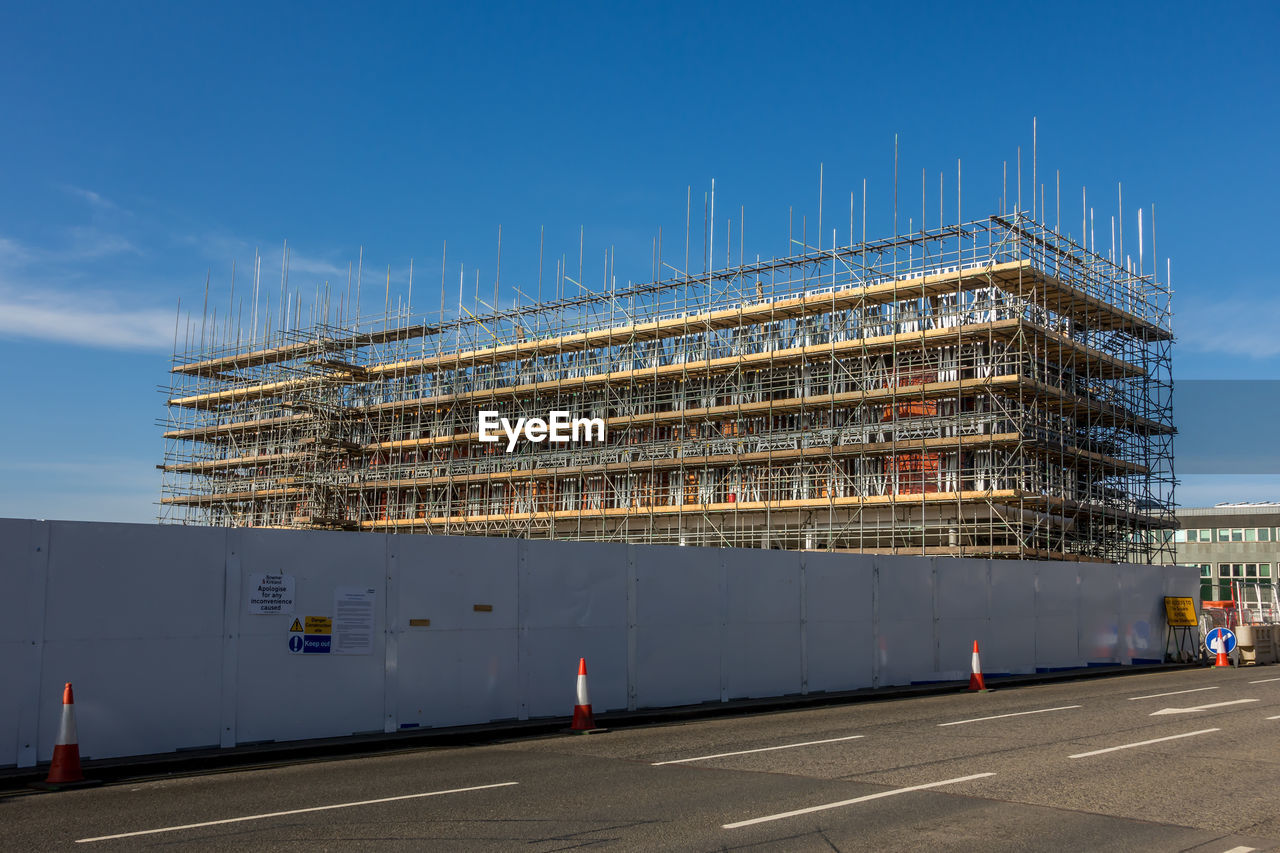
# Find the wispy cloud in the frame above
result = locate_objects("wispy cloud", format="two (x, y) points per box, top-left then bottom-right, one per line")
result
(0, 227), (140, 268)
(59, 184), (125, 214)
(1178, 297), (1280, 358)
(65, 225), (140, 259)
(287, 251), (348, 279)
(176, 230), (249, 264)
(178, 232), (351, 281)
(0, 236), (32, 265)
(0, 280), (176, 350)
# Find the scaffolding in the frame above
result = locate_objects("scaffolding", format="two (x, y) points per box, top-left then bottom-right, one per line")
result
(160, 208), (1176, 562)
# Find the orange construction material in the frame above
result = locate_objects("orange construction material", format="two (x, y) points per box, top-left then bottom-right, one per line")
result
(968, 641), (989, 692)
(891, 452), (942, 495)
(571, 657), (597, 731)
(45, 683), (85, 785)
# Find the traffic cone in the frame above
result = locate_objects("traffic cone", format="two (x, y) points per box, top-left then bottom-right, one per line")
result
(1213, 631), (1231, 668)
(570, 658), (602, 732)
(968, 641), (989, 692)
(37, 683), (99, 789)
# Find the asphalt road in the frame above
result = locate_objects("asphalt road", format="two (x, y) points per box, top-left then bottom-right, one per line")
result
(5, 666), (1280, 851)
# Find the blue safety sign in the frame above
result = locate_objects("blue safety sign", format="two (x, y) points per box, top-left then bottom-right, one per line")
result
(1207, 627), (1236, 655)
(288, 634), (304, 654)
(303, 634), (332, 654)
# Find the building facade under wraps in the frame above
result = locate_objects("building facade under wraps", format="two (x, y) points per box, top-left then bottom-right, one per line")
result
(161, 206), (1175, 563)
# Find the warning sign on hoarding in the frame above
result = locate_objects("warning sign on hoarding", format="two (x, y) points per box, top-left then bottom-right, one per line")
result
(288, 616), (333, 654)
(305, 616), (332, 634)
(1163, 596), (1198, 627)
(303, 634), (332, 654)
(248, 573), (296, 615)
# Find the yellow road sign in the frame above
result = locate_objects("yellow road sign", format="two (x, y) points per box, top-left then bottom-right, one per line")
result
(1164, 596), (1198, 627)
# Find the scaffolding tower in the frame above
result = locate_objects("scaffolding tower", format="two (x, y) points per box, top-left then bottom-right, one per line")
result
(160, 210), (1176, 562)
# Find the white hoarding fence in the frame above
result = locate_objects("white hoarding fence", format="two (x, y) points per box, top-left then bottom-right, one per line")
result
(0, 518), (1197, 768)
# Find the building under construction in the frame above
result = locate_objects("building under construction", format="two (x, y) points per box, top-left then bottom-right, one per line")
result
(160, 201), (1176, 563)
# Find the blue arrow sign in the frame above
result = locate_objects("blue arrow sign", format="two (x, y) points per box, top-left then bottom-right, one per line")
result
(1207, 627), (1236, 655)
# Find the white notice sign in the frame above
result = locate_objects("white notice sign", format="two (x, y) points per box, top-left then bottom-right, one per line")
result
(247, 573), (296, 614)
(332, 586), (376, 655)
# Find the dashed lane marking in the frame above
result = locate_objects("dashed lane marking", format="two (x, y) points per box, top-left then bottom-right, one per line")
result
(75, 781), (520, 843)
(1127, 687), (1219, 701)
(1069, 729), (1220, 759)
(938, 705), (1082, 727)
(653, 734), (866, 765)
(722, 773), (996, 829)
(1149, 699), (1258, 716)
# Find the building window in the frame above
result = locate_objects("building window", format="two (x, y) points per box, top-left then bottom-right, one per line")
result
(1218, 563), (1271, 583)
(1200, 529), (1214, 542)
(1245, 528), (1258, 542)
(1218, 528), (1231, 542)
(1261, 528), (1272, 542)
(1174, 529), (1188, 543)
(1232, 529), (1245, 542)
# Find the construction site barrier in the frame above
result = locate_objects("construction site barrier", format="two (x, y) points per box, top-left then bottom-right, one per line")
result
(1236, 624), (1278, 666)
(0, 517), (1197, 767)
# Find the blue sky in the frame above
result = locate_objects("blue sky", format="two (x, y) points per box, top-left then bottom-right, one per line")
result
(1, 1), (1277, 523)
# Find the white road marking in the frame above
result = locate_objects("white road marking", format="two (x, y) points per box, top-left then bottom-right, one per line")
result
(653, 734), (866, 765)
(938, 705), (1081, 727)
(1127, 686), (1219, 701)
(1150, 699), (1258, 716)
(1268, 715), (1280, 720)
(722, 773), (995, 829)
(1069, 728), (1220, 759)
(1220, 847), (1256, 853)
(1248, 677), (1280, 684)
(75, 781), (520, 843)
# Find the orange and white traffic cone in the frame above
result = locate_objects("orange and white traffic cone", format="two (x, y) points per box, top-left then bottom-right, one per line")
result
(1213, 631), (1231, 668)
(570, 658), (600, 732)
(40, 682), (98, 788)
(968, 641), (989, 692)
